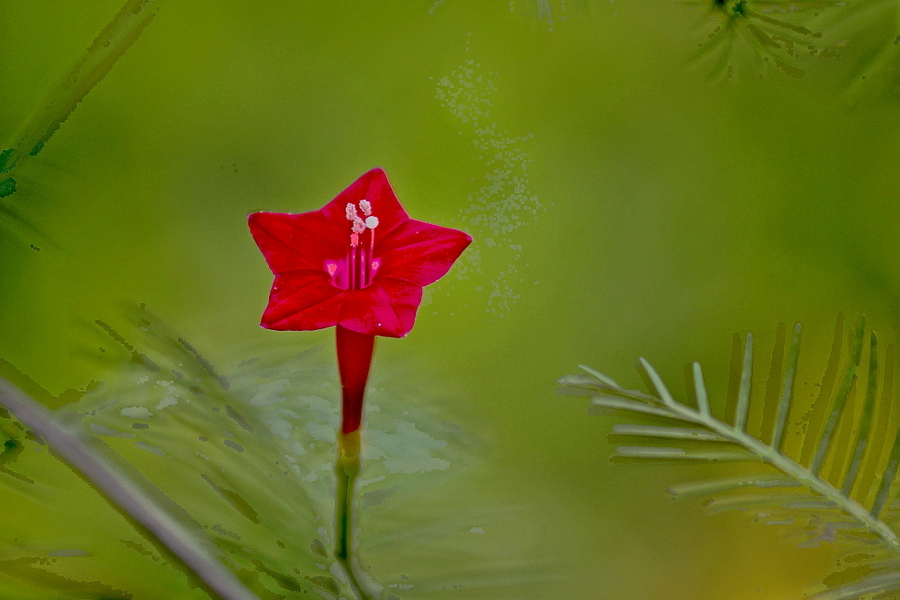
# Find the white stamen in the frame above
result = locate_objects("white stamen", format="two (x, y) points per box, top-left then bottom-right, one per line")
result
(345, 203), (357, 221)
(364, 216), (379, 229)
(352, 217), (366, 234)
(359, 199), (372, 216)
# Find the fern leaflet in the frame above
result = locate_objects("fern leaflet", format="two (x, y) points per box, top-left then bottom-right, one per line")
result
(559, 315), (900, 599)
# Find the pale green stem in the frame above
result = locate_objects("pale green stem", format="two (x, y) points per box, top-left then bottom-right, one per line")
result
(335, 434), (379, 600)
(0, 377), (262, 600)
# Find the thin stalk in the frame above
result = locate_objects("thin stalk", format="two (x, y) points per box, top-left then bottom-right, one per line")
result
(335, 432), (378, 600)
(0, 377), (262, 600)
(5, 0), (160, 175)
(735, 333), (753, 432)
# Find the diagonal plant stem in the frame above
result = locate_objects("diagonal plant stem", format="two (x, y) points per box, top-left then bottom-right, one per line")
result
(0, 376), (263, 600)
(3, 0), (160, 178)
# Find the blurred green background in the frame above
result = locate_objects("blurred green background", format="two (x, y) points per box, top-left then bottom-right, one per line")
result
(3, 0), (900, 598)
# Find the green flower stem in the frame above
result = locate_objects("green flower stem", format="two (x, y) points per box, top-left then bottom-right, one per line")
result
(0, 376), (262, 600)
(335, 431), (378, 600)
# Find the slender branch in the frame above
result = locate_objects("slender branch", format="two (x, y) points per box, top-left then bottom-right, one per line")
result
(0, 377), (262, 600)
(4, 0), (160, 177)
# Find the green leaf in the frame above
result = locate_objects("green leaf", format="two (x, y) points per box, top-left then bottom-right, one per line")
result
(589, 396), (684, 421)
(692, 362), (711, 417)
(614, 446), (756, 462)
(610, 424), (728, 441)
(666, 475), (801, 499)
(772, 322), (802, 451)
(811, 315), (866, 476)
(801, 314), (845, 467)
(577, 364), (620, 388)
(842, 333), (880, 496)
(0, 149), (15, 174)
(0, 178), (16, 198)
(638, 358), (679, 410)
(759, 321), (787, 443)
(858, 344), (895, 507)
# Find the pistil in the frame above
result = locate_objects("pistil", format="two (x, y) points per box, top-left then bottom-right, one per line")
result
(344, 201), (379, 291)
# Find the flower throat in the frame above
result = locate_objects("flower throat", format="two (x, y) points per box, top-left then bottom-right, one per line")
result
(326, 200), (380, 290)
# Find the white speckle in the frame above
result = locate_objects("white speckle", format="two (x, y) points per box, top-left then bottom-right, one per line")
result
(436, 59), (542, 317)
(330, 562), (348, 584)
(121, 406), (152, 419)
(156, 396), (178, 409)
(135, 441), (165, 456)
(317, 526), (330, 544)
(89, 423), (135, 439)
(470, 527), (485, 534)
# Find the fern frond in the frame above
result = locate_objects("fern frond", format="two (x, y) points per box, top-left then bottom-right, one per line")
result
(559, 315), (900, 599)
(2, 306), (547, 598)
(684, 0), (844, 80)
(0, 378), (261, 600)
(4, 0), (160, 177)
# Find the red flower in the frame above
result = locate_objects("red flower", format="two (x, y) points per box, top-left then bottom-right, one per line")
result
(248, 168), (472, 339)
(248, 168), (471, 435)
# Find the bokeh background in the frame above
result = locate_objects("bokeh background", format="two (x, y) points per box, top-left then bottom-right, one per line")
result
(3, 1), (900, 598)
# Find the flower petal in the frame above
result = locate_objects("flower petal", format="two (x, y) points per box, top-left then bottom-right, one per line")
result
(260, 271), (343, 331)
(376, 219), (472, 287)
(338, 279), (423, 338)
(249, 211), (345, 274)
(319, 168), (410, 239)
(250, 168), (472, 338)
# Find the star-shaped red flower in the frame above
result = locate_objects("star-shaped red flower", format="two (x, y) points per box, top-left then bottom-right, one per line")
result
(248, 168), (472, 338)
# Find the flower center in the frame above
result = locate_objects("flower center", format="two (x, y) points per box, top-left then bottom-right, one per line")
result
(325, 199), (381, 290)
